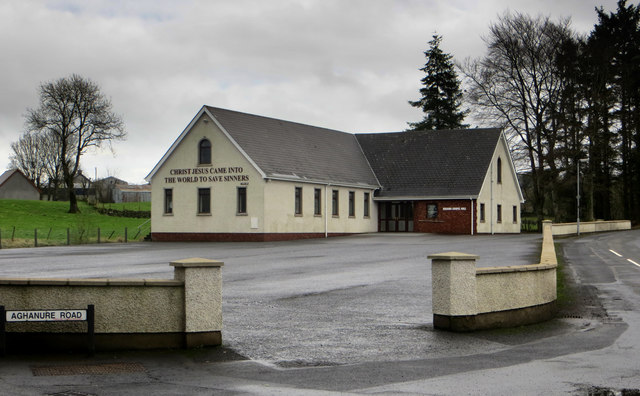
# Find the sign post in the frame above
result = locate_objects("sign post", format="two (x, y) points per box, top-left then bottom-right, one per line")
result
(0, 306), (5, 356)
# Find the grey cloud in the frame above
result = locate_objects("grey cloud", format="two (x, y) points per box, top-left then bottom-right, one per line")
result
(0, 0), (623, 183)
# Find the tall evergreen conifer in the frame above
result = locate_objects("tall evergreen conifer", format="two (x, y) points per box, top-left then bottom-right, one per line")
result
(408, 35), (467, 131)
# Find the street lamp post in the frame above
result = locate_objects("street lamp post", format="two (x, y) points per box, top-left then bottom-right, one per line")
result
(577, 158), (588, 235)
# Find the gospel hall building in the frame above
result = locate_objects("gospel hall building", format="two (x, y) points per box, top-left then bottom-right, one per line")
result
(145, 106), (524, 241)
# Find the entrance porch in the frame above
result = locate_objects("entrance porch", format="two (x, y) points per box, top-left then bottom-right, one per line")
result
(378, 201), (414, 232)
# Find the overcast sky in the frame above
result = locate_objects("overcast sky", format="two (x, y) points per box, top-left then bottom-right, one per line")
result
(0, 0), (623, 184)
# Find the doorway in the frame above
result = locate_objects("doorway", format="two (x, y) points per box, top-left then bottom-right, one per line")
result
(378, 202), (414, 232)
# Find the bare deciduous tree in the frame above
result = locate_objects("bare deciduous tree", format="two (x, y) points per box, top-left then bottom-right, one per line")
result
(41, 130), (68, 200)
(9, 132), (45, 195)
(9, 130), (68, 200)
(459, 12), (574, 225)
(25, 74), (125, 213)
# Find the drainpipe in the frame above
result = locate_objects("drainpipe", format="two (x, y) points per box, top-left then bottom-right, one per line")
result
(490, 163), (494, 235)
(325, 184), (329, 238)
(470, 197), (474, 236)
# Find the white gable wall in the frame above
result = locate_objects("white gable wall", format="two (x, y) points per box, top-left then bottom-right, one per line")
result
(476, 135), (523, 234)
(149, 114), (266, 234)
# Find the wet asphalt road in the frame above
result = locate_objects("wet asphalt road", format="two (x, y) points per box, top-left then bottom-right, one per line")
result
(0, 231), (639, 395)
(0, 232), (541, 279)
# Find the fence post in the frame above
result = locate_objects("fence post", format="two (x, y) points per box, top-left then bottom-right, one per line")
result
(67, 228), (70, 245)
(124, 227), (128, 243)
(34, 229), (38, 247)
(97, 228), (101, 244)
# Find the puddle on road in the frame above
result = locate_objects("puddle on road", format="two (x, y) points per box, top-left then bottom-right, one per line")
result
(580, 386), (640, 395)
(275, 359), (342, 368)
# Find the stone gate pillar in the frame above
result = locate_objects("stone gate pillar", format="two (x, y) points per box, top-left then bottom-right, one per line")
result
(171, 258), (224, 347)
(428, 252), (478, 331)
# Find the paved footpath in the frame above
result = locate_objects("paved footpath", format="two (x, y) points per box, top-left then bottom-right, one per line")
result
(0, 232), (638, 395)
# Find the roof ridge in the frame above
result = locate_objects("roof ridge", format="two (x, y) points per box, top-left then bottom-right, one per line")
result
(203, 106), (381, 188)
(205, 106), (353, 136)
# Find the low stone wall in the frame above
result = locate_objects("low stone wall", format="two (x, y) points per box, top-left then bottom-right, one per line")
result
(0, 258), (223, 352)
(429, 220), (557, 331)
(552, 220), (631, 236)
(96, 207), (150, 218)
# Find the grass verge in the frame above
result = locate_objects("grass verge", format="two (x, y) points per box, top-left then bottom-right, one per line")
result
(0, 199), (151, 248)
(555, 242), (576, 312)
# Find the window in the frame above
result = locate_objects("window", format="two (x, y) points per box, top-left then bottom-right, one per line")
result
(164, 188), (173, 214)
(332, 190), (339, 216)
(348, 191), (355, 217)
(497, 204), (502, 223)
(198, 188), (211, 214)
(480, 203), (485, 222)
(363, 192), (370, 217)
(199, 139), (211, 165)
(314, 188), (322, 216)
(237, 187), (247, 214)
(294, 187), (302, 215)
(427, 203), (438, 219)
(513, 205), (518, 223)
(497, 157), (502, 184)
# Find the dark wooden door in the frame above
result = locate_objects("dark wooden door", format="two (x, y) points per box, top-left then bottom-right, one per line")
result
(379, 202), (413, 232)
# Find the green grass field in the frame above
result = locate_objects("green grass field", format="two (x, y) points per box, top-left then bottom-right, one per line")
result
(0, 199), (151, 248)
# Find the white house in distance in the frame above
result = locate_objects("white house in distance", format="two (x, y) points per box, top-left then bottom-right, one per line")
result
(112, 184), (151, 203)
(145, 106), (524, 241)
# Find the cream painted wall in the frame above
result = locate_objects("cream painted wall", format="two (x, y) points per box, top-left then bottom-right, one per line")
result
(1, 283), (183, 333)
(475, 266), (556, 313)
(150, 114), (378, 235)
(150, 114), (266, 234)
(0, 260), (223, 342)
(551, 220), (631, 236)
(476, 136), (523, 234)
(263, 181), (378, 234)
(430, 222), (557, 319)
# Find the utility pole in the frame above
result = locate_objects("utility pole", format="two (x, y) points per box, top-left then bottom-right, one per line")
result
(577, 159), (588, 235)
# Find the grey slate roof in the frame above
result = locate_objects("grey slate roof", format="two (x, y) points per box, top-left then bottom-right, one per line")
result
(356, 128), (502, 198)
(0, 170), (14, 187)
(147, 106), (505, 199)
(206, 106), (380, 187)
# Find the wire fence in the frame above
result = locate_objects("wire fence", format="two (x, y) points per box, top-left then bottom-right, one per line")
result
(520, 218), (540, 233)
(1, 217), (538, 247)
(0, 222), (151, 249)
